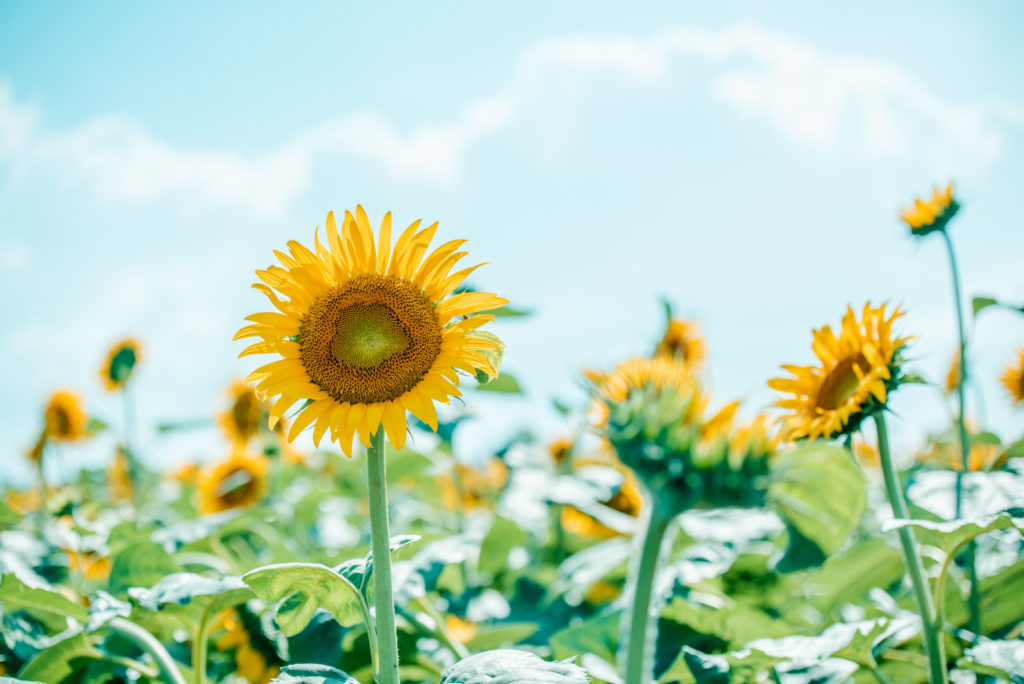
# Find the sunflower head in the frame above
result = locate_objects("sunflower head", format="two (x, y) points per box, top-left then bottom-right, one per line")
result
(1000, 348), (1024, 407)
(43, 390), (88, 443)
(654, 317), (706, 367)
(440, 458), (509, 512)
(197, 450), (270, 515)
(768, 303), (911, 442)
(100, 338), (142, 392)
(900, 182), (960, 237)
(548, 437), (574, 467)
(236, 207), (507, 456)
(219, 380), (265, 444)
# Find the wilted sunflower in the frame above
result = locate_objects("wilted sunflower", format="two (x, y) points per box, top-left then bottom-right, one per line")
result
(768, 303), (910, 441)
(236, 207), (506, 455)
(197, 450), (270, 514)
(1001, 348), (1024, 407)
(899, 182), (960, 236)
(43, 390), (88, 443)
(99, 338), (142, 392)
(654, 318), (706, 367)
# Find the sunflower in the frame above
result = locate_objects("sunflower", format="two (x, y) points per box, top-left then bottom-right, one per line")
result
(197, 450), (269, 514)
(1000, 348), (1024, 407)
(727, 415), (778, 468)
(768, 303), (910, 441)
(589, 356), (698, 430)
(66, 549), (111, 582)
(99, 338), (142, 392)
(219, 380), (265, 444)
(440, 458), (509, 512)
(654, 318), (706, 367)
(899, 182), (960, 236)
(235, 207), (506, 456)
(561, 456), (643, 540)
(444, 615), (478, 645)
(43, 390), (88, 443)
(215, 611), (279, 684)
(548, 437), (574, 467)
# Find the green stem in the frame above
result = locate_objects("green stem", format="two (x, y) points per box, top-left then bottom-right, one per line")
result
(622, 500), (673, 684)
(940, 227), (982, 639)
(192, 621), (210, 684)
(367, 429), (400, 684)
(122, 384), (142, 508)
(874, 414), (948, 684)
(107, 617), (188, 684)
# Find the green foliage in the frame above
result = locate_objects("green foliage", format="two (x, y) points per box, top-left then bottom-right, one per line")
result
(270, 664), (360, 683)
(441, 649), (591, 683)
(242, 563), (365, 635)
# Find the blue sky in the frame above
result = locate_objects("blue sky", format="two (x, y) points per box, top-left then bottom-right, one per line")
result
(2, 2), (1023, 485)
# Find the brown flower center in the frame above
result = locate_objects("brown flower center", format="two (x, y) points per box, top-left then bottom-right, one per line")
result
(816, 354), (870, 411)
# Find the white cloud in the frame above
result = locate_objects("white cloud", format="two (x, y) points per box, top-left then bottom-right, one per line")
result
(1, 25), (1022, 214)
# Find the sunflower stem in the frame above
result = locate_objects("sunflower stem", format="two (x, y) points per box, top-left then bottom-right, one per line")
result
(107, 617), (188, 684)
(122, 383), (142, 509)
(367, 429), (400, 684)
(621, 498), (673, 684)
(873, 413), (948, 684)
(940, 227), (982, 639)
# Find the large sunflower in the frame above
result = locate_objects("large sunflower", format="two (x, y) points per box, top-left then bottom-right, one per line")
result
(236, 207), (506, 455)
(99, 338), (142, 392)
(768, 303), (910, 441)
(1000, 348), (1024, 407)
(43, 390), (88, 443)
(197, 450), (269, 514)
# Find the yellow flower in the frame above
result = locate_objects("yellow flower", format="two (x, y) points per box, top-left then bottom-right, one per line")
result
(728, 415), (778, 467)
(99, 338), (142, 392)
(197, 450), (269, 514)
(654, 318), (706, 367)
(5, 489), (43, 514)
(66, 549), (111, 581)
(43, 390), (88, 443)
(216, 611), (278, 684)
(584, 580), (621, 604)
(445, 615), (478, 644)
(441, 458), (509, 511)
(919, 439), (1002, 473)
(1000, 348), (1024, 406)
(768, 303), (910, 441)
(561, 455), (643, 539)
(171, 461), (199, 484)
(589, 356), (698, 429)
(852, 439), (880, 469)
(108, 448), (133, 502)
(236, 206), (507, 455)
(945, 349), (962, 395)
(548, 437), (574, 467)
(899, 182), (960, 236)
(219, 380), (265, 444)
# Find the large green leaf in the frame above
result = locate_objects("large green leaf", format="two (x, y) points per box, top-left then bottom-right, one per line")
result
(0, 573), (89, 624)
(768, 442), (866, 570)
(549, 611), (619, 665)
(478, 517), (530, 576)
(393, 535), (479, 603)
(0, 500), (21, 527)
(242, 563), (364, 635)
(441, 649), (590, 683)
(107, 541), (179, 594)
(128, 573), (252, 628)
(957, 639), (1024, 681)
(883, 513), (1024, 552)
(270, 664), (360, 683)
(18, 632), (98, 682)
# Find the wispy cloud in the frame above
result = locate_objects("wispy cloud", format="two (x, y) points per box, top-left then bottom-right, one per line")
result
(1, 25), (1022, 214)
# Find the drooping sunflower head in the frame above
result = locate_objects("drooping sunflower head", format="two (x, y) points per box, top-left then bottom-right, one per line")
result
(99, 338), (142, 392)
(768, 302), (911, 442)
(899, 182), (959, 237)
(43, 390), (88, 443)
(197, 450), (270, 515)
(654, 317), (706, 367)
(236, 207), (507, 456)
(1000, 348), (1024, 407)
(727, 415), (778, 468)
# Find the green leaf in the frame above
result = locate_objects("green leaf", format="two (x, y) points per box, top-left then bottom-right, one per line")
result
(958, 639), (1024, 680)
(490, 305), (533, 318)
(465, 623), (540, 652)
(768, 442), (866, 570)
(972, 295), (1024, 318)
(549, 611), (619, 665)
(128, 573), (252, 628)
(475, 373), (523, 394)
(478, 517), (530, 576)
(242, 563), (364, 636)
(18, 632), (98, 682)
(467, 331), (505, 384)
(84, 418), (108, 436)
(270, 664), (360, 683)
(0, 573), (89, 624)
(337, 534), (421, 591)
(883, 513), (1024, 553)
(107, 541), (179, 594)
(393, 535), (479, 604)
(0, 499), (21, 526)
(441, 649), (591, 684)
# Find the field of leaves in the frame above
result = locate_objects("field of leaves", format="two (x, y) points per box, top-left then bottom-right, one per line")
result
(1, 191), (1023, 684)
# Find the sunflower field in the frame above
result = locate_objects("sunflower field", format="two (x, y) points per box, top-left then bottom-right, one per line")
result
(1, 187), (1022, 684)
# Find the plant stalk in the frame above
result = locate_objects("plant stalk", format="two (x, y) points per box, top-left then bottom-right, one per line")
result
(940, 227), (982, 639)
(621, 499), (673, 684)
(367, 429), (400, 684)
(874, 413), (948, 684)
(108, 617), (188, 684)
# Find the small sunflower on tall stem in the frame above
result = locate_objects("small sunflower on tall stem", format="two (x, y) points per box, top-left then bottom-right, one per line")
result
(900, 181), (980, 638)
(589, 356), (740, 684)
(236, 206), (506, 684)
(32, 389), (90, 499)
(769, 302), (947, 684)
(100, 338), (143, 503)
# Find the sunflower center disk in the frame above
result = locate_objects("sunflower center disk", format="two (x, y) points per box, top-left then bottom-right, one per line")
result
(817, 354), (869, 411)
(299, 274), (443, 405)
